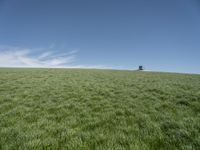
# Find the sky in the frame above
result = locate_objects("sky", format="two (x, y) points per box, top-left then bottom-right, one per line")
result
(0, 0), (200, 73)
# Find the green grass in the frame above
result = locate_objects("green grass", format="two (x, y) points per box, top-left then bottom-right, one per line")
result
(0, 68), (200, 150)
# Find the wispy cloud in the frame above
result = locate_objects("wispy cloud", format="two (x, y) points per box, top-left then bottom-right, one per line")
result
(0, 45), (112, 69)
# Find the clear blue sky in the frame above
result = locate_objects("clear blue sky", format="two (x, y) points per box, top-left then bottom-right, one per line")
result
(0, 0), (200, 73)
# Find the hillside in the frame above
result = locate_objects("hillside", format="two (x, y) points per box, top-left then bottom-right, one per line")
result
(0, 68), (199, 150)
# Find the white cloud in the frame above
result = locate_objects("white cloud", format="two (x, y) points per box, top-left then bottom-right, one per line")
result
(0, 45), (112, 69)
(38, 51), (53, 59)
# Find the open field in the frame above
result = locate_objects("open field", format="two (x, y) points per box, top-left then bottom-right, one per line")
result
(0, 68), (199, 150)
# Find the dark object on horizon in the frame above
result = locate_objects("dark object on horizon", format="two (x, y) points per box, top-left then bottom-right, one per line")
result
(138, 66), (144, 71)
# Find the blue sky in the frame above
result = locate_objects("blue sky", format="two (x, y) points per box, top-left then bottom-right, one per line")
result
(0, 0), (200, 73)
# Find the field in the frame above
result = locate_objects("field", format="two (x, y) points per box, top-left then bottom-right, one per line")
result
(0, 68), (199, 150)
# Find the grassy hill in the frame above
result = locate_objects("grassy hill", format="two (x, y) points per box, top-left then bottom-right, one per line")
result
(0, 68), (199, 150)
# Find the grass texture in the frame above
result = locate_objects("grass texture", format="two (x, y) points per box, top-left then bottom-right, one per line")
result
(0, 68), (200, 150)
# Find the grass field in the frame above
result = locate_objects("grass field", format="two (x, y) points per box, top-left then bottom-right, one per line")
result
(0, 68), (199, 150)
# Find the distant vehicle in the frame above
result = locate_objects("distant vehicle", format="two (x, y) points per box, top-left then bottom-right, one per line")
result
(138, 66), (144, 71)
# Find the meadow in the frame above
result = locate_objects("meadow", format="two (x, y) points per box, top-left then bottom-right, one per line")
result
(0, 68), (199, 150)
